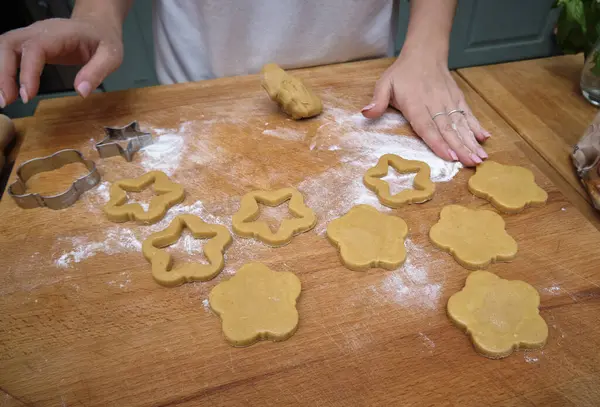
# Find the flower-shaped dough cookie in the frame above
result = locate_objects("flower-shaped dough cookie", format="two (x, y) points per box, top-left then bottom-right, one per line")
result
(448, 270), (548, 359)
(468, 161), (548, 213)
(209, 263), (302, 346)
(232, 187), (316, 247)
(363, 154), (435, 208)
(429, 205), (517, 270)
(104, 171), (184, 224)
(142, 214), (232, 287)
(327, 205), (408, 271)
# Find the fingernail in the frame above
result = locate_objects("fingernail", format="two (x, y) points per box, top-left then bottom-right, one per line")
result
(361, 103), (376, 112)
(449, 149), (458, 161)
(77, 81), (92, 98)
(477, 148), (488, 159)
(19, 86), (28, 104)
(484, 130), (492, 138)
(0, 90), (5, 108)
(470, 153), (483, 164)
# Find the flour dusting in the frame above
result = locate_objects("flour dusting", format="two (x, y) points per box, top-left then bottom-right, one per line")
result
(139, 132), (187, 175)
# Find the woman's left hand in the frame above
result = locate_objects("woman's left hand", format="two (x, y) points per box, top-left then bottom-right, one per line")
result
(362, 50), (491, 167)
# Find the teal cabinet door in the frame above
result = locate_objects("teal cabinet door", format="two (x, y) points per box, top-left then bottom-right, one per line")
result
(396, 0), (560, 69)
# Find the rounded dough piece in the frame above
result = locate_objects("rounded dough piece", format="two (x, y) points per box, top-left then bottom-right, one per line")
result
(468, 161), (548, 213)
(447, 270), (548, 359)
(209, 263), (302, 346)
(326, 204), (408, 271)
(429, 205), (517, 270)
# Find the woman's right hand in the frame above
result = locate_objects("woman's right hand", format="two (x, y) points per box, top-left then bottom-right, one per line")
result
(0, 16), (124, 107)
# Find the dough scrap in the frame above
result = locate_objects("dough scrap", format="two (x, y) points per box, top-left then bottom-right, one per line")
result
(448, 270), (548, 359)
(209, 262), (302, 346)
(363, 154), (435, 208)
(232, 187), (316, 247)
(104, 171), (185, 224)
(326, 205), (408, 271)
(142, 214), (232, 287)
(261, 63), (322, 119)
(468, 161), (548, 213)
(429, 205), (517, 270)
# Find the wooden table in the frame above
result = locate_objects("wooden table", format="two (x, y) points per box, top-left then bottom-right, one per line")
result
(459, 54), (600, 229)
(1, 59), (600, 406)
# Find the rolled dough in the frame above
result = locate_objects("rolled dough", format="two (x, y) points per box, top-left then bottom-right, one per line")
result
(447, 270), (548, 359)
(209, 262), (302, 346)
(429, 205), (517, 270)
(326, 204), (408, 271)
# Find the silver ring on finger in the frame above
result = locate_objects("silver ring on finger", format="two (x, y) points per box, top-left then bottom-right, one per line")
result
(431, 111), (446, 120)
(447, 109), (465, 117)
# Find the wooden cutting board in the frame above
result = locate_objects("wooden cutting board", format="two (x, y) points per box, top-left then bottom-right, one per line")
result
(1, 59), (599, 406)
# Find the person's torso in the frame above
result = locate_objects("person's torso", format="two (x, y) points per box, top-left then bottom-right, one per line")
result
(153, 0), (395, 84)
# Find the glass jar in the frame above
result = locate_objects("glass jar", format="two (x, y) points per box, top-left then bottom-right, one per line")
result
(581, 42), (600, 106)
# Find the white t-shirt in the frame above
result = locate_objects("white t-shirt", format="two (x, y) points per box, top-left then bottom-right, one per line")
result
(153, 0), (396, 84)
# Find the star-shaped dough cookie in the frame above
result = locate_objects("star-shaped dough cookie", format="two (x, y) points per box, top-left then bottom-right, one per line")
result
(448, 270), (548, 359)
(468, 161), (548, 213)
(327, 205), (408, 271)
(142, 214), (232, 287)
(104, 171), (185, 224)
(209, 262), (302, 346)
(363, 154), (435, 208)
(232, 187), (316, 246)
(429, 205), (517, 270)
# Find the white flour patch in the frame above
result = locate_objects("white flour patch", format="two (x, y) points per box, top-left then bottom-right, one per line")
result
(325, 107), (407, 130)
(381, 170), (417, 196)
(543, 285), (562, 295)
(263, 127), (304, 141)
(54, 227), (142, 269)
(419, 332), (436, 348)
(524, 355), (539, 364)
(202, 298), (211, 313)
(139, 133), (186, 176)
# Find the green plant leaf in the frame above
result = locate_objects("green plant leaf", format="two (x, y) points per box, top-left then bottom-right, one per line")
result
(566, 0), (587, 32)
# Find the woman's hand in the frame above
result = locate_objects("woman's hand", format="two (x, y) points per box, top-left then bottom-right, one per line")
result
(362, 50), (490, 167)
(0, 2), (129, 108)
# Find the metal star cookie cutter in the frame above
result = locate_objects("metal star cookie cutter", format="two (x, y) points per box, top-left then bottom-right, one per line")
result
(95, 121), (153, 162)
(8, 149), (101, 210)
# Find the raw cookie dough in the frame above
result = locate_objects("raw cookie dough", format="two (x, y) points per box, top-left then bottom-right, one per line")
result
(468, 161), (548, 213)
(142, 214), (232, 287)
(447, 270), (548, 359)
(363, 154), (435, 208)
(261, 63), (322, 119)
(209, 262), (302, 346)
(327, 205), (408, 271)
(429, 205), (517, 270)
(104, 171), (184, 224)
(232, 187), (316, 247)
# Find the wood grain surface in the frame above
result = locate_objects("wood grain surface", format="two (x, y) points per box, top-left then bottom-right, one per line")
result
(458, 54), (600, 229)
(1, 59), (600, 406)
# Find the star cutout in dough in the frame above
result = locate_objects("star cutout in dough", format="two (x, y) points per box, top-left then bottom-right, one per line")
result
(103, 171), (185, 224)
(209, 262), (302, 346)
(327, 205), (408, 271)
(142, 214), (232, 287)
(429, 205), (517, 270)
(232, 187), (316, 246)
(468, 161), (548, 213)
(447, 270), (548, 359)
(363, 154), (435, 208)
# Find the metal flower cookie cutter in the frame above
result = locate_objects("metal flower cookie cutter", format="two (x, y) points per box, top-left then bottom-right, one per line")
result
(8, 149), (101, 210)
(95, 121), (153, 162)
